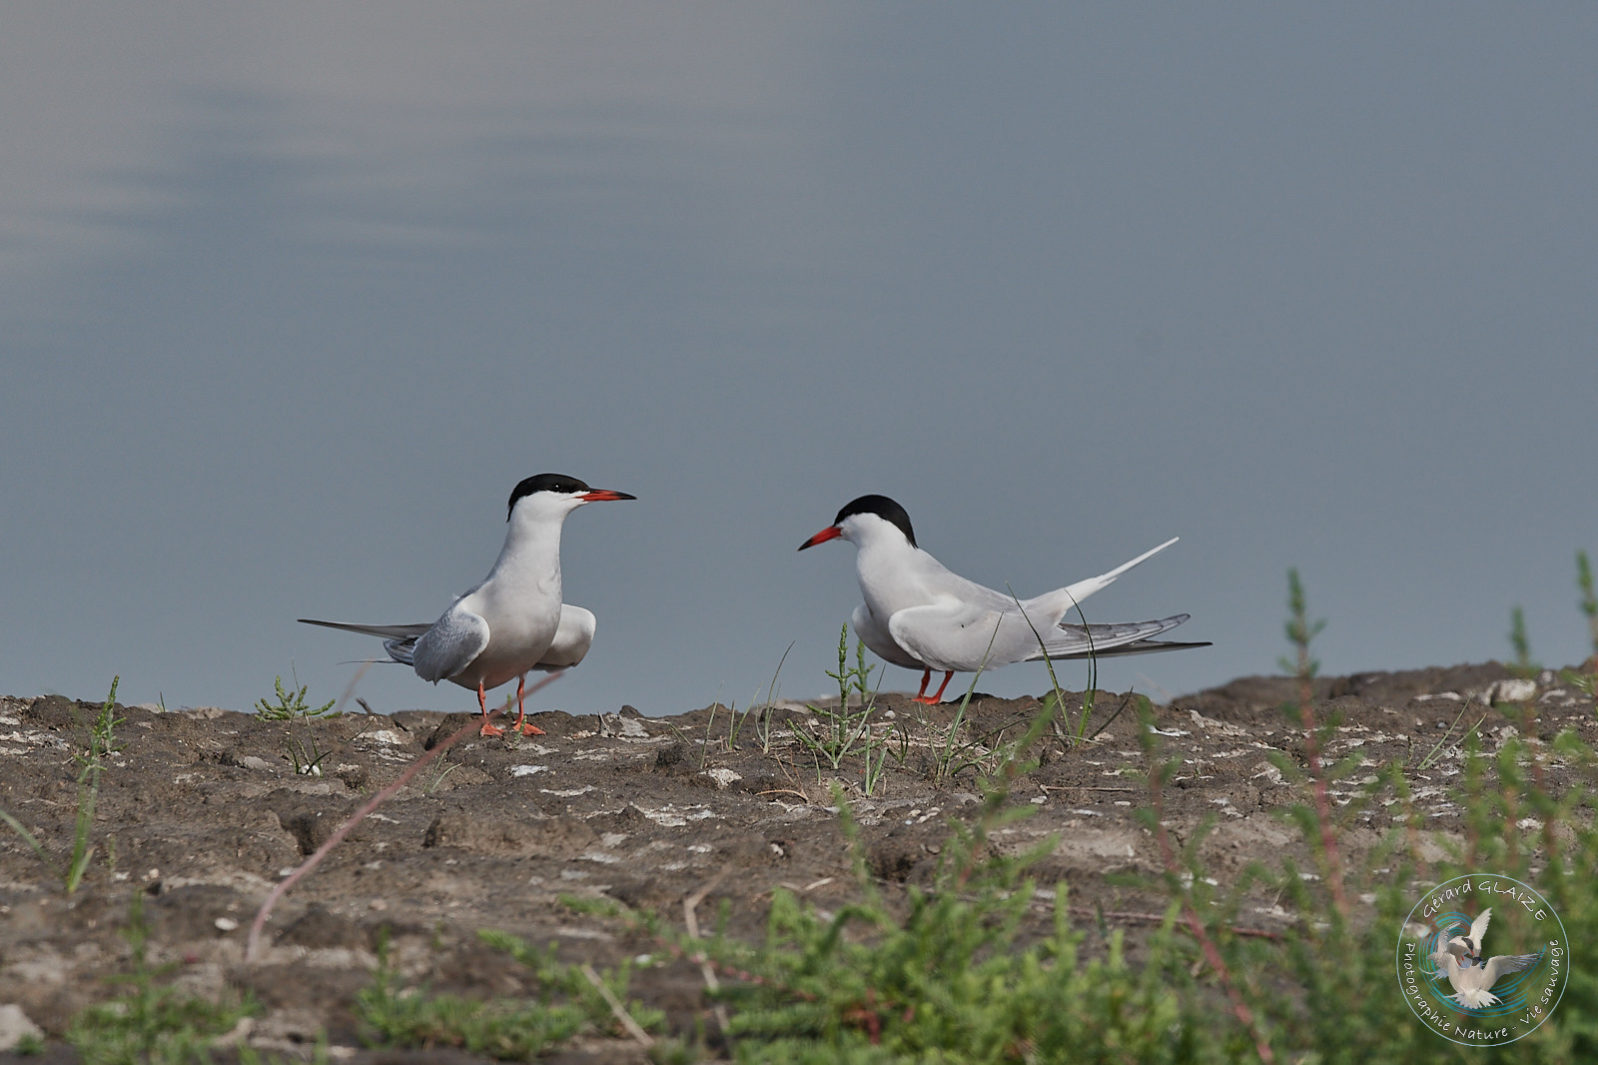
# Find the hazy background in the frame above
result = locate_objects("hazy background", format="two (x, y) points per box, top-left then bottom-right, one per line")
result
(5, 5), (1596, 716)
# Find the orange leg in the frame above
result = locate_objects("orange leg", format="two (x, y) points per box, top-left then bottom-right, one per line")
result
(510, 674), (545, 736)
(913, 671), (954, 705)
(477, 680), (506, 737)
(912, 669), (931, 701)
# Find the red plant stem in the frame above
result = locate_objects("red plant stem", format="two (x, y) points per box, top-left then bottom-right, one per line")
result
(1296, 674), (1349, 920)
(1521, 705), (1560, 866)
(1148, 763), (1275, 1065)
(244, 673), (562, 962)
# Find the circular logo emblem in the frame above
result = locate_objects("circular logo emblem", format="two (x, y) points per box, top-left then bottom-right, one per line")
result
(1395, 873), (1568, 1046)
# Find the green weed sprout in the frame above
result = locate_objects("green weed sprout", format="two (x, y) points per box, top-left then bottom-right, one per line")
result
(1560, 549), (1598, 711)
(67, 893), (258, 1064)
(254, 674), (336, 720)
(356, 931), (662, 1057)
(795, 626), (895, 791)
(255, 673), (338, 776)
(1507, 605), (1540, 677)
(0, 677), (122, 894)
(64, 676), (123, 893)
(1579, 549), (1598, 655)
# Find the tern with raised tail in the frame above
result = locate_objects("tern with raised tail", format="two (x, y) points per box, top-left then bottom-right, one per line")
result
(301, 473), (634, 736)
(799, 494), (1208, 703)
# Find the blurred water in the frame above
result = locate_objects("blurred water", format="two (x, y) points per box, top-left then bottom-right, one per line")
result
(5, 5), (1598, 715)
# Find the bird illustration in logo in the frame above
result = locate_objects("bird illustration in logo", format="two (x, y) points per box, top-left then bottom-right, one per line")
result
(1429, 907), (1543, 1009)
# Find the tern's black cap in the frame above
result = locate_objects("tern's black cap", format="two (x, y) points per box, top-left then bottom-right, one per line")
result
(834, 494), (916, 547)
(507, 473), (593, 519)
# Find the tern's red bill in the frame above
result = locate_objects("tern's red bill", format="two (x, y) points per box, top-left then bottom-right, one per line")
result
(798, 525), (842, 551)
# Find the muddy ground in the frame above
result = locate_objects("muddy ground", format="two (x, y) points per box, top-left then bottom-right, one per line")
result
(1, 662), (1594, 1061)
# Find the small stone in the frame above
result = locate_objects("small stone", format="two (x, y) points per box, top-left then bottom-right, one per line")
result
(1486, 678), (1538, 704)
(0, 1004), (42, 1052)
(214, 917), (239, 932)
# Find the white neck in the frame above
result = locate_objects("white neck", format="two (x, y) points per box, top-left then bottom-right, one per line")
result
(486, 502), (571, 597)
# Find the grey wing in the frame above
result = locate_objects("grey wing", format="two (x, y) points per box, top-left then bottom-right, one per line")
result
(1026, 614), (1211, 661)
(410, 606), (490, 682)
(1482, 953), (1541, 984)
(888, 599), (1009, 672)
(537, 605), (596, 669)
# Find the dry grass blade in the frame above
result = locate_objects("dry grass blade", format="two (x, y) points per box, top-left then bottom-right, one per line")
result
(580, 963), (654, 1049)
(685, 869), (732, 1038)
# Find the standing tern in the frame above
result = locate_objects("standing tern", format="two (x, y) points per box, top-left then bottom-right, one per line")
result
(799, 494), (1207, 703)
(300, 473), (634, 736)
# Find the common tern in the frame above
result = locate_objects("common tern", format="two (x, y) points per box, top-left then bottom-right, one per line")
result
(1430, 908), (1543, 1008)
(301, 473), (633, 736)
(799, 494), (1207, 703)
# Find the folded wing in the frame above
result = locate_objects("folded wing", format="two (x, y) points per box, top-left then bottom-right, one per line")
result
(410, 608), (491, 683)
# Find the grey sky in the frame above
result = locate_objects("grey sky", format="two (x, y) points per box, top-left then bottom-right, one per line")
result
(5, 4), (1596, 716)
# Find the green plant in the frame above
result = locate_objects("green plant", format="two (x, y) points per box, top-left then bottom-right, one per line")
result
(1011, 583), (1139, 753)
(2, 677), (124, 894)
(794, 627), (896, 791)
(477, 930), (666, 1034)
(920, 673), (1061, 789)
(914, 623), (1005, 787)
(1135, 700), (1274, 1063)
(619, 774), (1190, 1064)
(1579, 548), (1598, 654)
(255, 673), (338, 775)
(67, 676), (123, 892)
(67, 893), (258, 1065)
(732, 642), (794, 756)
(254, 674), (337, 720)
(1410, 699), (1484, 772)
(1129, 568), (1598, 1062)
(266, 562), (1598, 1060)
(1274, 569), (1349, 917)
(562, 583), (1598, 1064)
(920, 678), (984, 786)
(356, 931), (663, 1058)
(758, 644), (794, 754)
(0, 807), (49, 871)
(357, 936), (587, 1057)
(859, 721), (892, 795)
(281, 736), (332, 777)
(1557, 549), (1598, 712)
(1014, 584), (1096, 746)
(1508, 605), (1540, 677)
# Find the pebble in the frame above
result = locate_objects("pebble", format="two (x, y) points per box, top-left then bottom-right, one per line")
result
(0, 1004), (42, 1052)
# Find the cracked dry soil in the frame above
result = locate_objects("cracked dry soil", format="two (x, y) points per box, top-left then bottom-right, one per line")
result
(2, 661), (1594, 1061)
